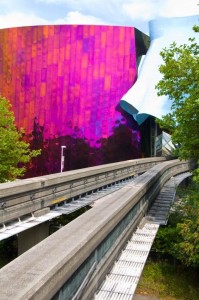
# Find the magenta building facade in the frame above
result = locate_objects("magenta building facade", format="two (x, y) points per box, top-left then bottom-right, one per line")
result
(0, 25), (148, 177)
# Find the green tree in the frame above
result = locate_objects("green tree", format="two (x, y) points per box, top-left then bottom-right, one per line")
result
(175, 183), (199, 267)
(153, 184), (199, 268)
(156, 25), (199, 162)
(154, 26), (199, 268)
(0, 96), (40, 183)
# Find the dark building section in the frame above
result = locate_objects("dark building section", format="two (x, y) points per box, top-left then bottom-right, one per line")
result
(140, 116), (162, 157)
(135, 28), (150, 67)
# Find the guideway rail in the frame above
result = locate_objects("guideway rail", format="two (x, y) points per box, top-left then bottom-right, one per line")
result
(94, 172), (192, 299)
(0, 176), (136, 241)
(0, 157), (165, 225)
(0, 159), (194, 300)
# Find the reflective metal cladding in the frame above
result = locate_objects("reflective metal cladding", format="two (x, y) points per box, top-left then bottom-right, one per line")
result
(120, 15), (199, 125)
(0, 25), (148, 176)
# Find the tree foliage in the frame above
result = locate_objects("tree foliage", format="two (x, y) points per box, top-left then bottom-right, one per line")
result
(156, 26), (199, 162)
(154, 26), (199, 268)
(175, 183), (199, 267)
(153, 183), (199, 268)
(0, 96), (40, 183)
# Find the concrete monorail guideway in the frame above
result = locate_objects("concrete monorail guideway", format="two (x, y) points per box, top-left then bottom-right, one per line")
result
(94, 172), (191, 300)
(0, 159), (194, 300)
(0, 157), (165, 241)
(0, 176), (136, 241)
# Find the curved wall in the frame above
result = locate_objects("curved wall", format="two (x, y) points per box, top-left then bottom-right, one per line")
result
(120, 15), (199, 125)
(0, 25), (148, 176)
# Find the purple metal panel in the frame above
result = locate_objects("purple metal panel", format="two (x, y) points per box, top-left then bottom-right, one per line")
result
(0, 25), (140, 176)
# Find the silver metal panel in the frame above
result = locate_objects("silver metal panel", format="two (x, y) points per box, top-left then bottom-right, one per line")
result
(146, 172), (192, 225)
(120, 15), (199, 125)
(0, 211), (61, 241)
(94, 222), (159, 299)
(95, 171), (191, 299)
(108, 274), (139, 285)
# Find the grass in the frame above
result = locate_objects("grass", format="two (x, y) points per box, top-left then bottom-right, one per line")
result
(136, 259), (199, 300)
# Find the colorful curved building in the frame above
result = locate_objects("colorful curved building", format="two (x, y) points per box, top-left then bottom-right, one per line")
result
(0, 25), (149, 176)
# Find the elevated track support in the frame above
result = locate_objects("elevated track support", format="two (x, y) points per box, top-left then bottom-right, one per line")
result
(0, 159), (195, 300)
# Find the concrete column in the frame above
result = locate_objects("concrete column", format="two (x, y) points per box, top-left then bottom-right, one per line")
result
(18, 222), (49, 255)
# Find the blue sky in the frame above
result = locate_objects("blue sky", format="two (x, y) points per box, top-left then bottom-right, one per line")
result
(0, 0), (198, 34)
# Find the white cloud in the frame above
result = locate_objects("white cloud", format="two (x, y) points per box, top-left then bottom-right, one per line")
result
(0, 10), (106, 29)
(0, 12), (49, 29)
(122, 0), (199, 22)
(36, 0), (198, 29)
(62, 11), (106, 25)
(122, 1), (158, 21)
(162, 0), (199, 18)
(35, 0), (95, 3)
(56, 11), (105, 24)
(35, 0), (64, 2)
(0, 0), (198, 32)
